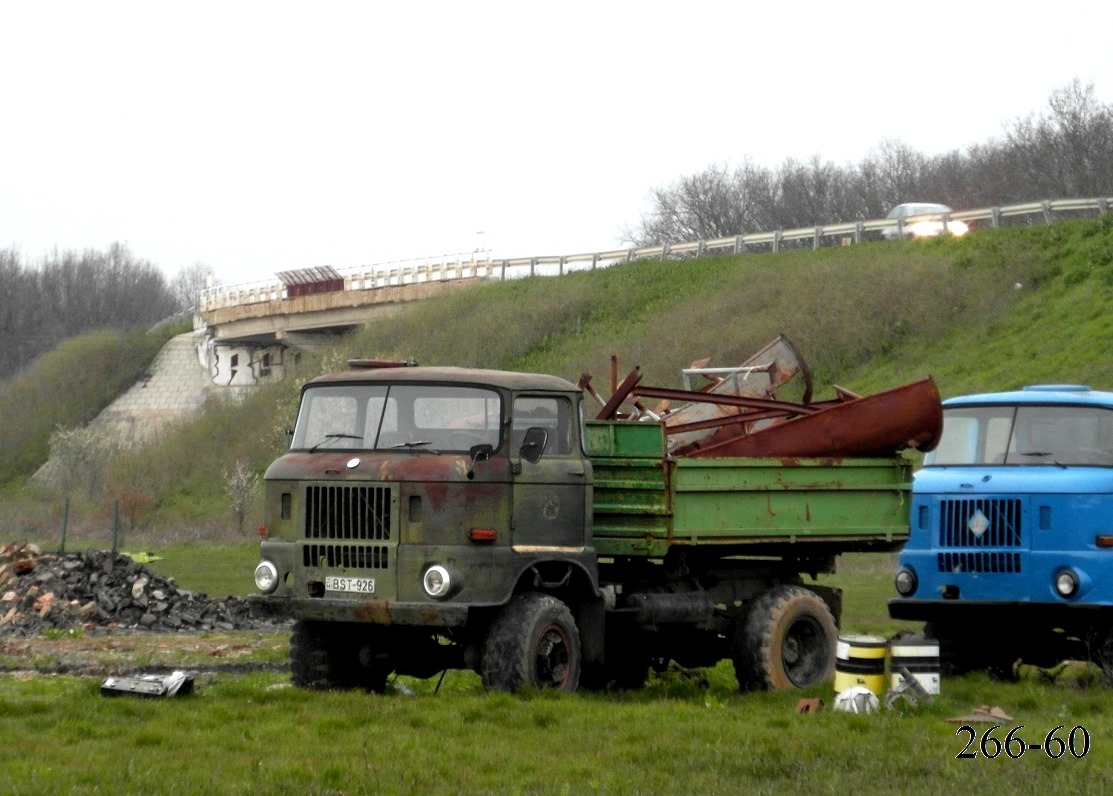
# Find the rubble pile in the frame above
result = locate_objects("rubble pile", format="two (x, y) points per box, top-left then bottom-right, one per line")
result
(0, 542), (276, 637)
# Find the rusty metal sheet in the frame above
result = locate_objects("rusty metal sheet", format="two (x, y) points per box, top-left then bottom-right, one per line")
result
(276, 265), (343, 286)
(664, 336), (812, 452)
(681, 377), (943, 459)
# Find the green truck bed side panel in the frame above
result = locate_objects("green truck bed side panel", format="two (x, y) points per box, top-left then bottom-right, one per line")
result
(585, 420), (911, 558)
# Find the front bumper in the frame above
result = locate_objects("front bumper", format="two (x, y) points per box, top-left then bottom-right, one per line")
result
(888, 598), (1107, 626)
(248, 595), (470, 627)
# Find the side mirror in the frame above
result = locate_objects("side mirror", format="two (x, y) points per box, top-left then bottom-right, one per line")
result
(520, 427), (548, 464)
(466, 443), (494, 480)
(469, 443), (493, 463)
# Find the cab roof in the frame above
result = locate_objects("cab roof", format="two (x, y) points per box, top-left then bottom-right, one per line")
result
(308, 365), (580, 393)
(943, 385), (1113, 409)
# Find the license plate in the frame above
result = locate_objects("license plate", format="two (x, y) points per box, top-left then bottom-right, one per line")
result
(324, 576), (376, 594)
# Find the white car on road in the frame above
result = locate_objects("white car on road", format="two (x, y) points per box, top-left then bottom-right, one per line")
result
(882, 203), (969, 240)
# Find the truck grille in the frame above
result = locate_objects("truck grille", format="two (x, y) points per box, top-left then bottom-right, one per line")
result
(938, 551), (1022, 574)
(302, 543), (389, 570)
(938, 498), (1022, 548)
(301, 485), (394, 573)
(304, 485), (391, 541)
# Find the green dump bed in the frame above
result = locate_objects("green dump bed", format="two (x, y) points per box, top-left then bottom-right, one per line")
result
(585, 420), (911, 558)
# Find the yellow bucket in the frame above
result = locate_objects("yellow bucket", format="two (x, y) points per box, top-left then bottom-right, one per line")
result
(890, 639), (941, 695)
(834, 634), (887, 697)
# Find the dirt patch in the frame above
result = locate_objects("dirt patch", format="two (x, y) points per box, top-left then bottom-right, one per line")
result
(1, 541), (292, 679)
(0, 628), (291, 678)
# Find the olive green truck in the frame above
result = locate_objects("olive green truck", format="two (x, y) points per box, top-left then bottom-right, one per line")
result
(249, 364), (911, 692)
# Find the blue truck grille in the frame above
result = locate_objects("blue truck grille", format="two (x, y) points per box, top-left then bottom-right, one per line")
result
(304, 485), (391, 541)
(938, 498), (1022, 548)
(937, 551), (1022, 574)
(936, 498), (1022, 574)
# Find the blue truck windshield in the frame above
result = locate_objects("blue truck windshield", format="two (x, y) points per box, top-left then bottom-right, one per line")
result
(925, 405), (1113, 466)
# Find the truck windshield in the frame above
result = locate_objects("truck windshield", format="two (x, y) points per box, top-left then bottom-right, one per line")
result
(925, 405), (1113, 466)
(291, 384), (502, 452)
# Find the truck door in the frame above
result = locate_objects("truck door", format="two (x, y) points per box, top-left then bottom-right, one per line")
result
(510, 395), (589, 550)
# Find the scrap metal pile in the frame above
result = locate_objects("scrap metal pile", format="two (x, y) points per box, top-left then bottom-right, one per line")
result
(0, 542), (280, 637)
(580, 336), (942, 458)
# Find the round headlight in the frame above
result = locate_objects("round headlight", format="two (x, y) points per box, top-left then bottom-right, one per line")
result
(254, 561), (279, 593)
(423, 565), (452, 598)
(1054, 569), (1078, 598)
(894, 567), (918, 597)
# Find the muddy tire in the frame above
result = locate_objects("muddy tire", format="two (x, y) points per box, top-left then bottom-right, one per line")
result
(481, 593), (581, 692)
(289, 620), (388, 693)
(733, 585), (837, 691)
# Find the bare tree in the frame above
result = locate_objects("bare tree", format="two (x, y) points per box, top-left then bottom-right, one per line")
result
(44, 423), (119, 496)
(0, 243), (179, 378)
(223, 459), (260, 533)
(625, 159), (779, 246)
(1005, 79), (1113, 198)
(773, 155), (861, 228)
(173, 262), (218, 312)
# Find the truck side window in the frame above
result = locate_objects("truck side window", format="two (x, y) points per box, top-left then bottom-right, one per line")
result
(512, 397), (572, 455)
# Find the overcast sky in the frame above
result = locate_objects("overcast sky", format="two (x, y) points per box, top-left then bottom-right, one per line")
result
(3, 1), (1111, 287)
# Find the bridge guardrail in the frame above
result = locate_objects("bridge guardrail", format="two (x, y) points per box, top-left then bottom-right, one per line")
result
(199, 196), (1111, 313)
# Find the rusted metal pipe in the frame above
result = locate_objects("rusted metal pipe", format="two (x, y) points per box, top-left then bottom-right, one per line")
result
(596, 368), (642, 420)
(633, 386), (820, 416)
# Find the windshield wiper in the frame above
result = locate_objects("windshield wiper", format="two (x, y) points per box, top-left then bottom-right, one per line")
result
(389, 440), (433, 449)
(1018, 451), (1067, 469)
(309, 433), (363, 453)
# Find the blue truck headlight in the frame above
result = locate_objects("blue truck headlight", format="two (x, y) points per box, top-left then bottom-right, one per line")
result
(254, 561), (279, 593)
(895, 567), (918, 596)
(423, 565), (454, 598)
(1054, 569), (1079, 598)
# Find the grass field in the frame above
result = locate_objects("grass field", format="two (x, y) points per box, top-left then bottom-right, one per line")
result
(2, 652), (1111, 793)
(2, 217), (1112, 792)
(2, 545), (1112, 794)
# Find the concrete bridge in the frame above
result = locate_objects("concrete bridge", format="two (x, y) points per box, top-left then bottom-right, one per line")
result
(194, 262), (490, 388)
(41, 263), (491, 462)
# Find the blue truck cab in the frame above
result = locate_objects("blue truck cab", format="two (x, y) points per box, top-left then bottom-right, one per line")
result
(889, 385), (1113, 679)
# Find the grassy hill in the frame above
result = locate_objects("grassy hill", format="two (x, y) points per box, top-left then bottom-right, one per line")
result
(347, 215), (1113, 397)
(2, 215), (1111, 540)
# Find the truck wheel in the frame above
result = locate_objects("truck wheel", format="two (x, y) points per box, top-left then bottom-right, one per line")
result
(733, 585), (837, 691)
(289, 620), (388, 693)
(481, 593), (581, 692)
